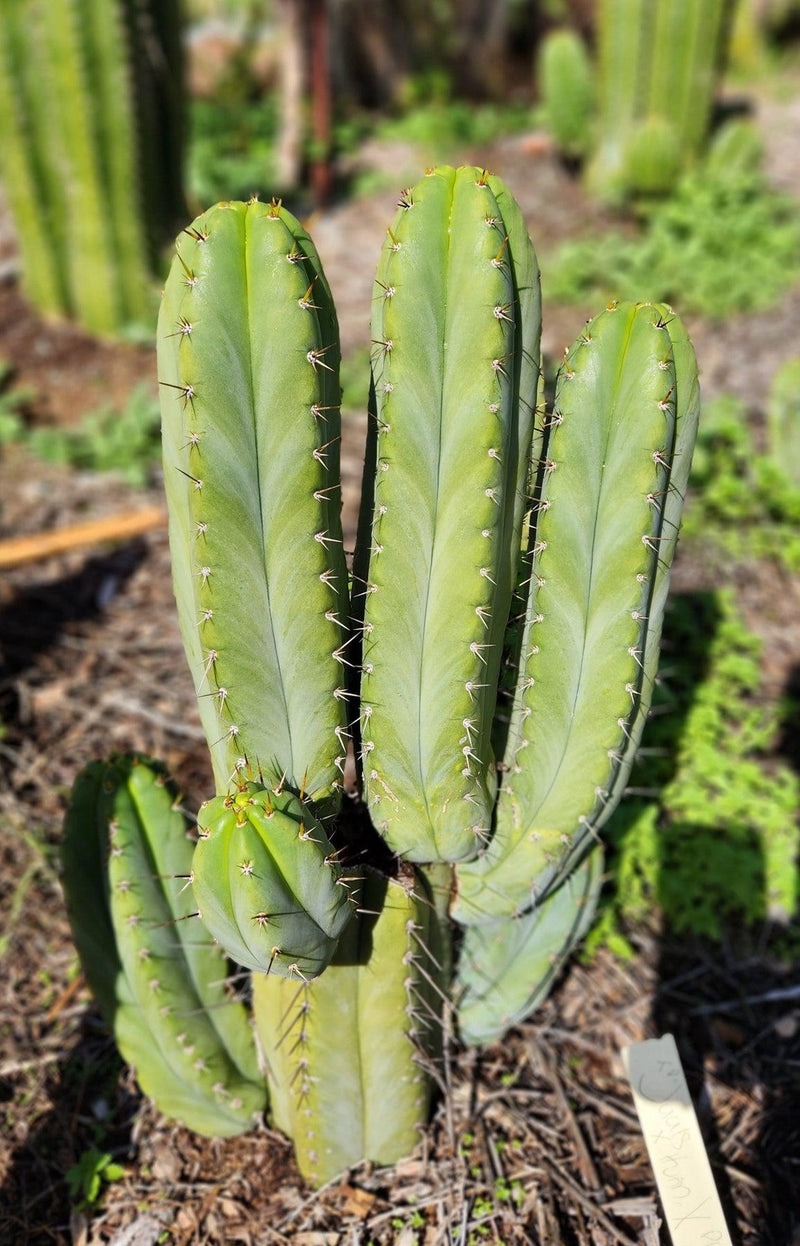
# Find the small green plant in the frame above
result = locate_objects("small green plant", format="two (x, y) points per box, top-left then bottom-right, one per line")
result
(189, 96), (279, 207)
(682, 391), (800, 570)
(0, 360), (32, 446)
(62, 170), (699, 1186)
(589, 591), (800, 954)
(28, 386), (162, 487)
(66, 1146), (125, 1211)
(546, 168), (800, 319)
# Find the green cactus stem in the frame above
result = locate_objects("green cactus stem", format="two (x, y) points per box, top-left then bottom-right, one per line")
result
(192, 778), (355, 977)
(588, 0), (728, 201)
(253, 870), (446, 1186)
(453, 302), (699, 925)
(537, 28), (595, 160)
(0, 0), (183, 334)
(456, 845), (603, 1046)
(62, 755), (267, 1137)
(157, 198), (350, 805)
(355, 166), (542, 864)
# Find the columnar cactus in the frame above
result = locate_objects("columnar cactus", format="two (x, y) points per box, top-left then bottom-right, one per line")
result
(158, 199), (349, 803)
(0, 0), (184, 334)
(355, 167), (542, 863)
(584, 0), (728, 200)
(255, 870), (445, 1184)
(62, 167), (699, 1188)
(537, 28), (594, 160)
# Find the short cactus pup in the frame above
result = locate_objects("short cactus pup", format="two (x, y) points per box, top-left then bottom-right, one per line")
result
(62, 168), (700, 1186)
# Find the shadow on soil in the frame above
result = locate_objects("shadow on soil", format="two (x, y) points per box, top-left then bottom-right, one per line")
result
(0, 539), (148, 724)
(0, 1018), (135, 1244)
(607, 591), (800, 1245)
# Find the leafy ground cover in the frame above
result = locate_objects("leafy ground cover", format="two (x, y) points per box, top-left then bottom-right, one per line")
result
(545, 168), (800, 318)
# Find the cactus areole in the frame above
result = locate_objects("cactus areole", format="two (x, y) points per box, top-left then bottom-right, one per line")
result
(62, 169), (699, 1187)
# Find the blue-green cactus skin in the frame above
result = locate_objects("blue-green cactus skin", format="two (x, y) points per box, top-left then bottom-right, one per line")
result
(456, 845), (603, 1045)
(453, 302), (699, 924)
(355, 166), (542, 864)
(158, 199), (350, 807)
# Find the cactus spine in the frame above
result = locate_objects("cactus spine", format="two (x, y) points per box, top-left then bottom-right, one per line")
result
(0, 0), (184, 334)
(62, 167), (699, 1186)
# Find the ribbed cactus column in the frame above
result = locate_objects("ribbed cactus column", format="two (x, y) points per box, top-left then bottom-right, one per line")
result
(62, 756), (267, 1137)
(588, 0), (728, 200)
(355, 166), (542, 863)
(454, 302), (700, 924)
(157, 199), (350, 804)
(0, 0), (183, 333)
(254, 872), (445, 1185)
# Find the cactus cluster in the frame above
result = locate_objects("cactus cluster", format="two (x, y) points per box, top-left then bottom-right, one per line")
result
(63, 168), (699, 1186)
(537, 1), (729, 200)
(0, 0), (184, 334)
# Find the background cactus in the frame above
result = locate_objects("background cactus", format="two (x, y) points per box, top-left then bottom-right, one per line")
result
(536, 28), (595, 160)
(61, 167), (699, 1187)
(584, 0), (729, 200)
(0, 0), (185, 334)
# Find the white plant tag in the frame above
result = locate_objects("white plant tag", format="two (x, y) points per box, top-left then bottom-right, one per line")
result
(621, 1034), (733, 1246)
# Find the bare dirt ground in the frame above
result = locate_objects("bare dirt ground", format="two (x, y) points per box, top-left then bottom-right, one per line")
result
(1, 96), (799, 1245)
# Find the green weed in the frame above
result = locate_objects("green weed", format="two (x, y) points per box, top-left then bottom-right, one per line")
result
(545, 168), (800, 318)
(27, 386), (161, 487)
(589, 590), (800, 954)
(189, 96), (278, 207)
(0, 360), (34, 446)
(66, 1146), (125, 1211)
(683, 392), (800, 571)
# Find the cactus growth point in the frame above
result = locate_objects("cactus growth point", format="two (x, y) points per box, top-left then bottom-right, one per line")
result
(63, 167), (699, 1186)
(192, 779), (355, 977)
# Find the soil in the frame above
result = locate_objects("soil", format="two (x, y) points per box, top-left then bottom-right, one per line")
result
(1, 91), (800, 1246)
